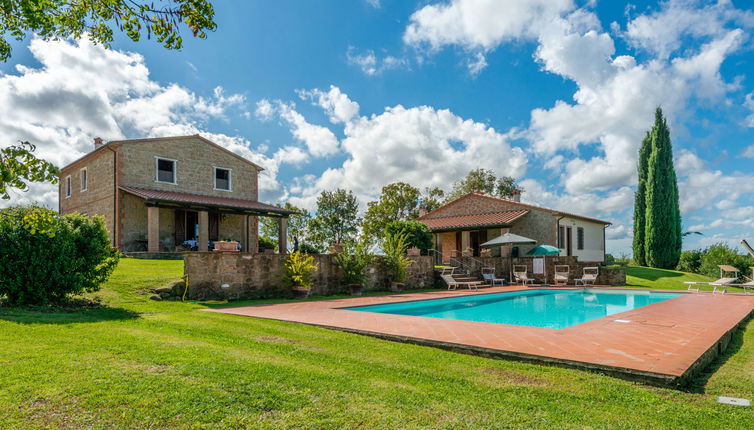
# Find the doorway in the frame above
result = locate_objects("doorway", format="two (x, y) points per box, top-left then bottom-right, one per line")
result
(566, 227), (573, 256)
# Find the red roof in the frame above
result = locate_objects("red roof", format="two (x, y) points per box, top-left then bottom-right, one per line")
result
(120, 186), (294, 216)
(420, 210), (529, 231)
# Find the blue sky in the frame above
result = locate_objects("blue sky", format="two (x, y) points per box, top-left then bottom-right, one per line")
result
(1, 0), (754, 256)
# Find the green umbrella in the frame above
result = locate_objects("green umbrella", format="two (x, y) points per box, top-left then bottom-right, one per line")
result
(526, 245), (562, 283)
(525, 245), (561, 256)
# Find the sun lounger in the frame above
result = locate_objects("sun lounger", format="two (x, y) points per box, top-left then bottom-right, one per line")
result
(727, 266), (754, 295)
(442, 274), (484, 291)
(575, 267), (599, 286)
(684, 265), (739, 294)
(553, 265), (570, 285)
(482, 273), (506, 286)
(512, 265), (535, 285)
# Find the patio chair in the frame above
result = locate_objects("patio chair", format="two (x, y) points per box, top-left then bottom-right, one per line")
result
(684, 265), (739, 294)
(553, 265), (570, 286)
(575, 267), (599, 286)
(482, 273), (506, 286)
(512, 265), (535, 285)
(442, 274), (484, 291)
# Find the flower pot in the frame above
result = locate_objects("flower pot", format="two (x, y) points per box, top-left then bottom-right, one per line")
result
(390, 282), (404, 293)
(213, 241), (239, 252)
(291, 285), (311, 299)
(406, 248), (421, 257)
(347, 283), (364, 296)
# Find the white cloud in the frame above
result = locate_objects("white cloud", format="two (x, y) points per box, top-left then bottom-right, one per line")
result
(0, 38), (283, 207)
(299, 85), (360, 124)
(365, 0), (380, 8)
(255, 99), (340, 157)
(745, 92), (754, 127)
(741, 144), (754, 158)
(254, 99), (275, 121)
(346, 48), (408, 76)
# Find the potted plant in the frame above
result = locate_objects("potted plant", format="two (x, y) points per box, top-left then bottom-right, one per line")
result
(334, 238), (374, 296)
(383, 232), (413, 292)
(213, 238), (239, 252)
(282, 251), (318, 298)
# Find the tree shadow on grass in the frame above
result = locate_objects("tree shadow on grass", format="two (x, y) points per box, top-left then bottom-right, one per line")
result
(628, 266), (684, 281)
(0, 297), (139, 325)
(683, 318), (751, 393)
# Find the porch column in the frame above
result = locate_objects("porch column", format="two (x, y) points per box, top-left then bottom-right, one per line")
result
(278, 217), (288, 254)
(461, 231), (471, 255)
(198, 210), (209, 252)
(147, 206), (159, 253)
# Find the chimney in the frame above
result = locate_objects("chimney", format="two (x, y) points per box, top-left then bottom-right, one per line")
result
(93, 137), (104, 149)
(418, 203), (427, 217)
(511, 189), (521, 202)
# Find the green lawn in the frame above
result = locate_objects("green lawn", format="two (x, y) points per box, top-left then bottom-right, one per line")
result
(1, 260), (753, 429)
(624, 265), (751, 293)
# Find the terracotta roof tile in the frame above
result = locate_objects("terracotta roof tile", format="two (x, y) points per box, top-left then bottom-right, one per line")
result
(419, 210), (529, 231)
(119, 186), (294, 216)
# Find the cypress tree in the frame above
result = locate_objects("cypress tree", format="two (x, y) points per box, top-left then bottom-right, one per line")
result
(644, 108), (682, 269)
(632, 132), (651, 266)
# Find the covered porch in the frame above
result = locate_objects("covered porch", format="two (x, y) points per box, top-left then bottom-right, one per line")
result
(119, 186), (295, 253)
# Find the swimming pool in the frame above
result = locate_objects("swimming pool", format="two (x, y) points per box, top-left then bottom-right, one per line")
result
(343, 289), (683, 329)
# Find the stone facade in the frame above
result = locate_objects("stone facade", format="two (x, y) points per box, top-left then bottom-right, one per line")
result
(58, 135), (272, 253)
(452, 256), (625, 286)
(184, 253), (436, 300)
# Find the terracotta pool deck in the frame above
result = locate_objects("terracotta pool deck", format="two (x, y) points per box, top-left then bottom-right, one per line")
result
(206, 286), (754, 386)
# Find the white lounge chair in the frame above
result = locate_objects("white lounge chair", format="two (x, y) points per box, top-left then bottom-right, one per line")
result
(553, 265), (570, 286)
(482, 273), (506, 286)
(575, 267), (599, 286)
(442, 274), (483, 291)
(684, 265), (739, 294)
(728, 266), (754, 295)
(513, 265), (535, 285)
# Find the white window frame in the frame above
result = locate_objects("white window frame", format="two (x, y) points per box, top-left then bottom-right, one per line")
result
(154, 156), (177, 185)
(80, 167), (88, 192)
(213, 166), (232, 191)
(65, 175), (72, 198)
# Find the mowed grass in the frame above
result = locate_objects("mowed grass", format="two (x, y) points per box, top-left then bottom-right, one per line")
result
(0, 260), (752, 429)
(624, 265), (752, 293)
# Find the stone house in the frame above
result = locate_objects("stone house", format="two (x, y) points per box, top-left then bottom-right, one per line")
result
(58, 135), (293, 253)
(417, 192), (611, 263)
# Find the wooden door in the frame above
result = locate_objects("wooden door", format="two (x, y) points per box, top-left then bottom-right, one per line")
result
(174, 210), (186, 245)
(470, 231), (480, 256)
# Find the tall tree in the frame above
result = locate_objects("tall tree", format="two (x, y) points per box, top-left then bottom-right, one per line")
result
(446, 168), (521, 202)
(259, 202), (312, 252)
(0, 0), (217, 61)
(308, 189), (361, 249)
(644, 108), (682, 269)
(0, 142), (59, 200)
(420, 186), (445, 213)
(632, 132), (651, 266)
(362, 182), (420, 239)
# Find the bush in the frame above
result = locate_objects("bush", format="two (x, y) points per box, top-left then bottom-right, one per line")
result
(676, 249), (703, 274)
(334, 238), (374, 286)
(698, 243), (753, 279)
(297, 242), (320, 254)
(384, 220), (432, 255)
(258, 235), (277, 252)
(0, 206), (119, 305)
(282, 251), (318, 288)
(604, 253), (615, 265)
(383, 232), (413, 284)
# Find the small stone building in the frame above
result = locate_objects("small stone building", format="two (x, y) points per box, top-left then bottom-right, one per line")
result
(58, 135), (293, 253)
(417, 192), (611, 263)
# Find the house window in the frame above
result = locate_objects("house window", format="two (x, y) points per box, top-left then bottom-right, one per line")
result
(65, 176), (72, 198)
(80, 168), (88, 191)
(557, 226), (565, 248)
(214, 167), (231, 191)
(155, 157), (176, 184)
(577, 227), (584, 250)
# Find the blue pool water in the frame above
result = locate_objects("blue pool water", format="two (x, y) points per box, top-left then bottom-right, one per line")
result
(343, 289), (683, 329)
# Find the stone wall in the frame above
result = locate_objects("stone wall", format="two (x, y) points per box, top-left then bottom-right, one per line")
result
(184, 253), (436, 300)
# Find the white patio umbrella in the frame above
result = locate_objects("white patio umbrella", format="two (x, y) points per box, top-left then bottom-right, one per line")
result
(481, 233), (537, 282)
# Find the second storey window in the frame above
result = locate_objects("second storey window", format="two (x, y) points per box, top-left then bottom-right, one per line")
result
(80, 168), (87, 191)
(214, 167), (231, 191)
(155, 157), (176, 184)
(577, 227), (585, 250)
(65, 176), (72, 198)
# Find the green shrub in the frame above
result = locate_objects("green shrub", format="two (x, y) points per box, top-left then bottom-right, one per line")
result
(604, 253), (615, 265)
(282, 251), (318, 288)
(258, 235), (277, 252)
(698, 243), (753, 279)
(384, 220), (432, 255)
(297, 242), (320, 254)
(0, 206), (119, 305)
(676, 249), (703, 274)
(334, 238), (374, 285)
(383, 232), (413, 284)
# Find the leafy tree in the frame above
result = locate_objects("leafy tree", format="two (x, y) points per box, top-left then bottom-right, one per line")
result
(420, 186), (445, 213)
(446, 168), (521, 202)
(0, 206), (119, 305)
(0, 142), (59, 200)
(644, 108), (682, 269)
(632, 132), (651, 266)
(676, 249), (703, 274)
(308, 189), (361, 249)
(0, 0), (217, 61)
(698, 243), (753, 279)
(258, 235), (277, 252)
(362, 182), (420, 239)
(259, 202), (312, 252)
(384, 220), (432, 255)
